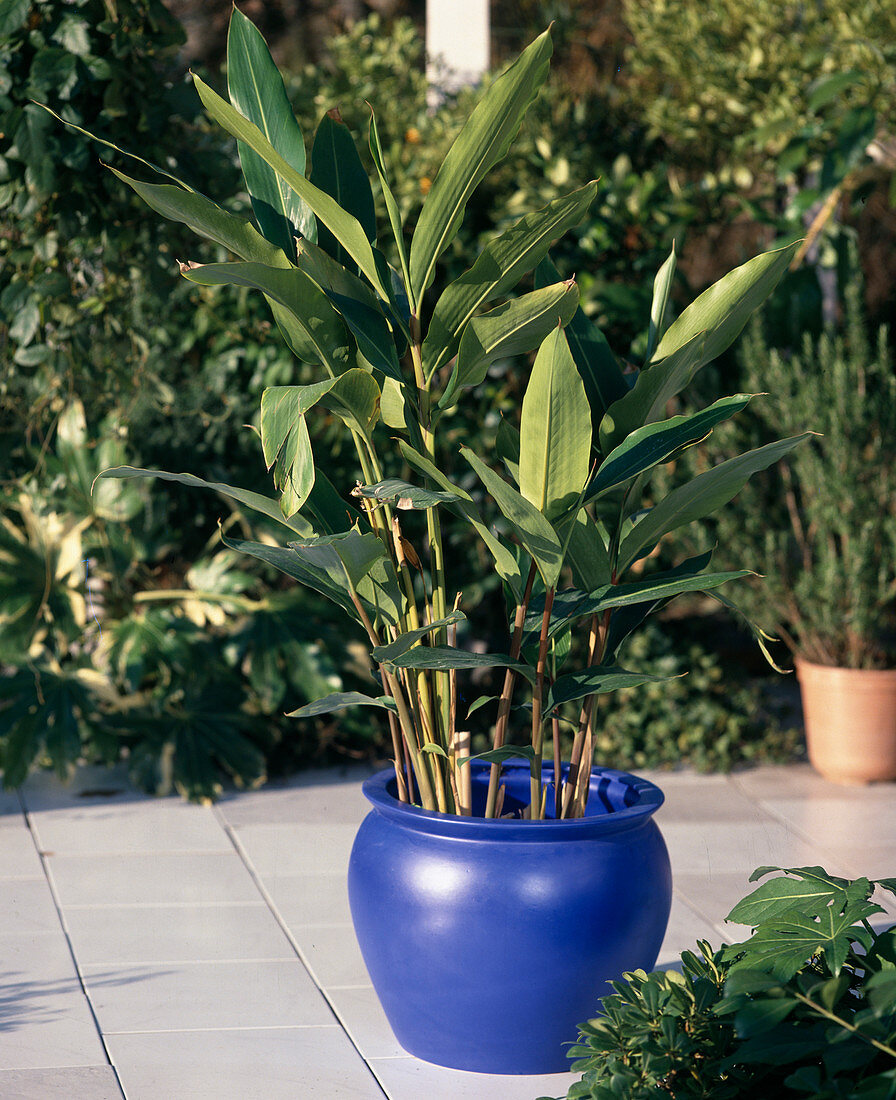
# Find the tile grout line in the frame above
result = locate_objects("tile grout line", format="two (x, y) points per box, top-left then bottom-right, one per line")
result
(213, 805), (391, 1100)
(16, 789), (127, 1099)
(725, 774), (864, 878)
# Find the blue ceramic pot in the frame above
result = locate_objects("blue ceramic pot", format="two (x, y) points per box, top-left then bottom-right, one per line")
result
(348, 760), (671, 1074)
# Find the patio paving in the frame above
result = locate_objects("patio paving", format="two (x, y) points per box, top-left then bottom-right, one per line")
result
(1, 762), (894, 1099)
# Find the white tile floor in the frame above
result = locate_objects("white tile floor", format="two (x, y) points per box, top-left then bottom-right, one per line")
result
(1, 761), (894, 1099)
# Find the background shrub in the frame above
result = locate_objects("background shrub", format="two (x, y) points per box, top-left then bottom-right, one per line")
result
(8, 1), (890, 796)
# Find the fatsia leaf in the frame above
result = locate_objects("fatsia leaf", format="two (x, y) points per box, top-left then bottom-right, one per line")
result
(518, 326), (592, 521)
(588, 394), (755, 500)
(617, 434), (812, 573)
(423, 182), (598, 378)
(95, 467), (313, 536)
(287, 692), (395, 718)
(179, 261), (354, 375)
(371, 611), (467, 663)
(191, 73), (388, 298)
(460, 445), (564, 587)
(726, 866), (871, 926)
(651, 241), (800, 367)
(723, 889), (878, 980)
(227, 7), (315, 256)
(310, 109), (377, 267)
(535, 254), (628, 446)
(440, 280), (579, 410)
(408, 27), (553, 302)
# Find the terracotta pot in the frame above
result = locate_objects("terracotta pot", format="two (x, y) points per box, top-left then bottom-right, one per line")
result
(796, 658), (896, 784)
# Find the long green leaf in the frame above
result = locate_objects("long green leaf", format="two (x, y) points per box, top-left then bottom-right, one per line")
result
(547, 667), (674, 714)
(368, 107), (412, 296)
(408, 28), (552, 302)
(260, 382), (337, 516)
(288, 528), (386, 589)
(354, 478), (463, 510)
(95, 467), (313, 535)
(192, 74), (387, 298)
(179, 260), (354, 375)
(110, 168), (289, 267)
(423, 182), (598, 378)
(598, 331), (707, 455)
(371, 611), (467, 663)
(287, 692), (395, 719)
(398, 442), (523, 597)
(460, 445), (564, 586)
(324, 290), (402, 381)
(652, 242), (800, 367)
(564, 508), (612, 591)
(524, 569), (751, 641)
(618, 434), (812, 573)
(518, 326), (592, 521)
(440, 280), (579, 410)
(227, 7), (315, 256)
(387, 646), (532, 678)
(220, 532), (358, 620)
(310, 109), (377, 267)
(317, 369), (381, 438)
(535, 254), (628, 445)
(589, 394), (755, 500)
(645, 243), (677, 364)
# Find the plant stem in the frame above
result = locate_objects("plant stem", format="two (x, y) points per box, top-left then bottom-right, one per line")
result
(562, 608), (610, 818)
(530, 585), (555, 820)
(350, 590), (437, 810)
(485, 560), (538, 818)
(409, 313), (451, 752)
(793, 991), (896, 1060)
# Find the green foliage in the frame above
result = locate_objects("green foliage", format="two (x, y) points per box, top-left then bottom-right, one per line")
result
(583, 622), (801, 774)
(284, 14), (702, 356)
(623, 0), (896, 179)
(664, 253), (896, 669)
(0, 400), (378, 800)
(69, 8), (807, 819)
(548, 867), (896, 1100)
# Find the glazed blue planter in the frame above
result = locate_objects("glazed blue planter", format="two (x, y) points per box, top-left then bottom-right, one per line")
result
(348, 761), (671, 1074)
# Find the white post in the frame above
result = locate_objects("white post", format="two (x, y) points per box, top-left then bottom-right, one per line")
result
(426, 0), (491, 107)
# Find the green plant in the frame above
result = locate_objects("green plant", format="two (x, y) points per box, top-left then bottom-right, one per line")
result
(547, 866), (896, 1099)
(622, 0), (896, 180)
(61, 9), (809, 816)
(578, 621), (801, 774)
(663, 256), (896, 670)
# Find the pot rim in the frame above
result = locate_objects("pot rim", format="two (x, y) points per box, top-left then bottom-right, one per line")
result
(361, 760), (665, 840)
(795, 656), (896, 682)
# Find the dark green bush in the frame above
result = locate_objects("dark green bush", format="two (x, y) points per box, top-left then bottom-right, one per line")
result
(658, 251), (896, 670)
(0, 6), (813, 797)
(545, 866), (896, 1099)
